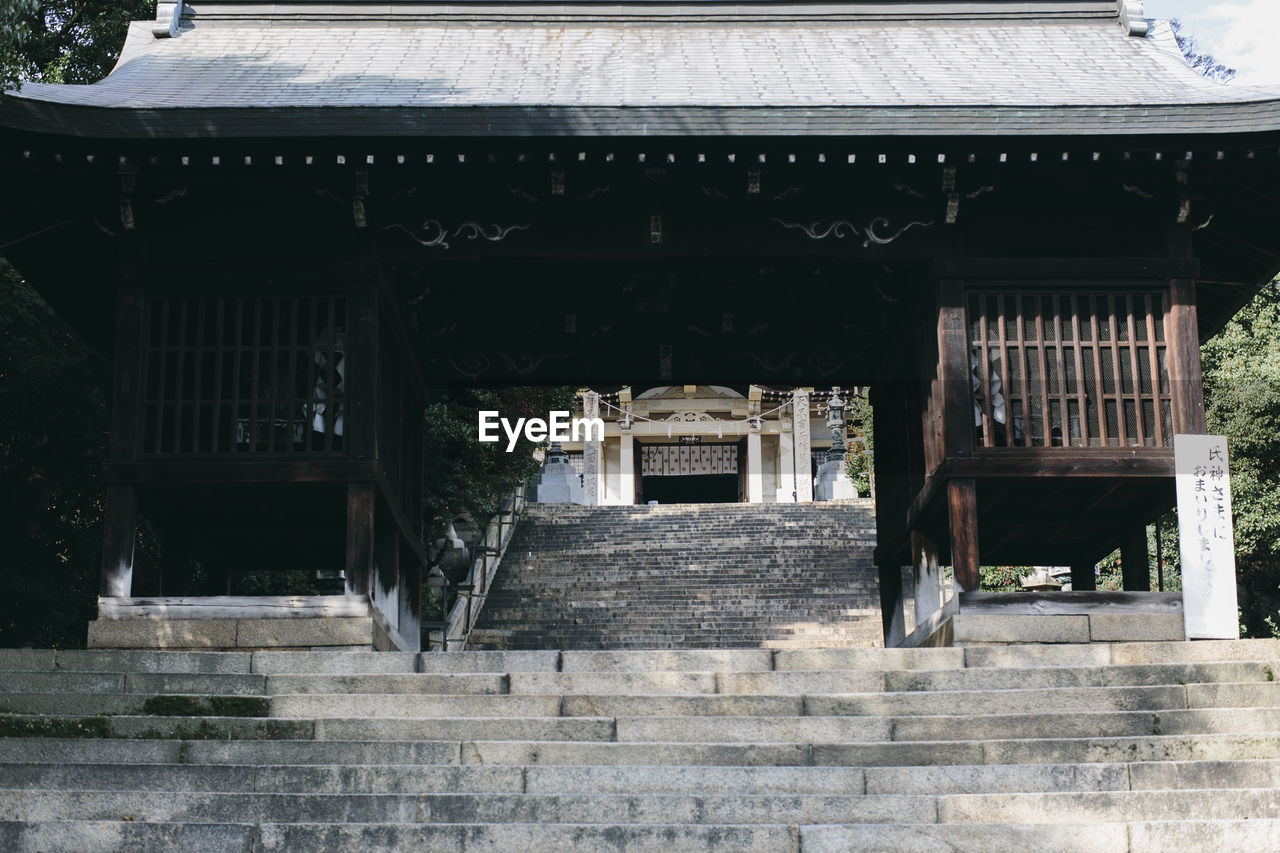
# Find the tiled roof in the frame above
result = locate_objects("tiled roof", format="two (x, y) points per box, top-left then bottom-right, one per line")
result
(4, 9), (1280, 138)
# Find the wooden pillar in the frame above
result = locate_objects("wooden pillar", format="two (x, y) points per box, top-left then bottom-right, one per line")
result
(939, 279), (980, 593)
(1121, 524), (1151, 592)
(99, 486), (137, 597)
(948, 478), (980, 592)
(345, 482), (375, 596)
(1071, 559), (1097, 592)
(912, 531), (943, 623)
(876, 560), (905, 646)
(100, 277), (144, 599)
(937, 279), (976, 459)
(1168, 228), (1208, 436)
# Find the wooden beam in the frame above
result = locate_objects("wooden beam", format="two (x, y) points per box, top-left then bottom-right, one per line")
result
(947, 478), (980, 592)
(949, 448), (1175, 479)
(104, 460), (378, 485)
(345, 482), (375, 596)
(960, 590), (1182, 615)
(98, 595), (371, 620)
(1071, 559), (1098, 592)
(935, 258), (1200, 280)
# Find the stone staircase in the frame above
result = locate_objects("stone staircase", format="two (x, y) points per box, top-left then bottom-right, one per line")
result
(467, 502), (882, 650)
(1, 641), (1279, 850)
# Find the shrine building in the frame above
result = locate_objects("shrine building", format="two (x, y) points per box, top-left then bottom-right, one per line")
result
(3, 0), (1280, 649)
(547, 386), (860, 506)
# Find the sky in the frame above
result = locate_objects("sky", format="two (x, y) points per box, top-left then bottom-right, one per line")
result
(1144, 1), (1280, 86)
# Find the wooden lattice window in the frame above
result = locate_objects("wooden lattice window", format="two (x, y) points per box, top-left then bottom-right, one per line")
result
(140, 293), (348, 455)
(967, 290), (1172, 448)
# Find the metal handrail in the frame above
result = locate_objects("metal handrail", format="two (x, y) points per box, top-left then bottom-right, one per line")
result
(424, 482), (528, 651)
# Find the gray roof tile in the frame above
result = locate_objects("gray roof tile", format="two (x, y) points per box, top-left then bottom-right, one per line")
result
(9, 17), (1275, 111)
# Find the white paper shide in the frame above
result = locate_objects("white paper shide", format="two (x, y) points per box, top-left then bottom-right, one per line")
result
(1174, 434), (1239, 640)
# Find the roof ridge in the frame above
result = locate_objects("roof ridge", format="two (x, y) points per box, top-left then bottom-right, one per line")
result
(176, 0), (1133, 27)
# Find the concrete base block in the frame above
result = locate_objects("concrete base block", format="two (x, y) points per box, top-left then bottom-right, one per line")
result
(953, 614), (1090, 644)
(238, 618), (373, 650)
(87, 618), (373, 651)
(87, 619), (238, 650)
(1089, 613), (1186, 643)
(1110, 639), (1280, 665)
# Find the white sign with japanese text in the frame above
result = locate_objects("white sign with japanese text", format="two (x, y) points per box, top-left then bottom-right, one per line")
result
(1174, 434), (1239, 640)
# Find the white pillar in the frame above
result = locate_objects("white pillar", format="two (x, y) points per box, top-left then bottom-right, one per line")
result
(778, 428), (795, 503)
(582, 391), (602, 505)
(792, 390), (813, 502)
(619, 432), (635, 505)
(747, 431), (764, 503)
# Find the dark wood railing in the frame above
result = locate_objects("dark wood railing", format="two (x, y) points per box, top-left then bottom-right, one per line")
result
(139, 290), (349, 457)
(967, 289), (1173, 449)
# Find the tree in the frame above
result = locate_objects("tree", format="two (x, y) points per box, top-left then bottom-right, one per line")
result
(1, 0), (36, 89)
(422, 385), (578, 557)
(0, 260), (111, 647)
(1170, 19), (1236, 84)
(3, 0), (150, 86)
(1200, 285), (1280, 637)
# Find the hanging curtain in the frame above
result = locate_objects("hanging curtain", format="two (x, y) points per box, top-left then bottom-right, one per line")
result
(640, 445), (738, 476)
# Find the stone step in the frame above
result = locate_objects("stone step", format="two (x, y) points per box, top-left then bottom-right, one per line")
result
(269, 694), (562, 718)
(13, 787), (1274, 827)
(963, 639), (1279, 669)
(265, 673), (509, 695)
(0, 789), (938, 824)
(559, 684), (1210, 718)
(611, 715), (892, 743)
(471, 503), (883, 651)
(0, 820), (257, 853)
(464, 732), (1280, 767)
(419, 651), (560, 673)
(0, 693), (270, 717)
(263, 821), (799, 853)
(16, 818), (1272, 853)
(309, 717), (617, 742)
(5, 757), (1280, 796)
(7, 728), (1280, 768)
(0, 714), (312, 741)
(885, 661), (1275, 692)
(5, 680), (1271, 722)
(937, 788), (1280, 823)
(885, 708), (1280, 742)
(0, 670), (301, 696)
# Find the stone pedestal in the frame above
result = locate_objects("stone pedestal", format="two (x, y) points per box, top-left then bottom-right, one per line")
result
(814, 459), (858, 501)
(532, 453), (585, 504)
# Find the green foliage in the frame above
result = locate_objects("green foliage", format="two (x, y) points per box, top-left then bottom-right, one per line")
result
(1200, 285), (1280, 638)
(0, 260), (110, 648)
(1092, 513), (1182, 593)
(422, 386), (577, 553)
(1, 0), (37, 89)
(4, 0), (151, 86)
(843, 390), (874, 495)
(979, 566), (1024, 593)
